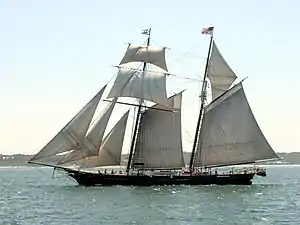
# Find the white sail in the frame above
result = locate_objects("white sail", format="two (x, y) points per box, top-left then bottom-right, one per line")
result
(208, 41), (237, 100)
(132, 92), (185, 169)
(69, 110), (129, 168)
(86, 98), (117, 154)
(57, 99), (117, 164)
(29, 153), (70, 166)
(107, 68), (168, 107)
(120, 44), (168, 71)
(194, 83), (278, 167)
(29, 85), (107, 163)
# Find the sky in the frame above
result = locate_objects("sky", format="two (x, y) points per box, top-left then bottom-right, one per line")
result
(0, 0), (299, 155)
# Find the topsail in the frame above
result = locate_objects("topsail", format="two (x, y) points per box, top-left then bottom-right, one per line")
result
(119, 44), (168, 71)
(107, 68), (169, 107)
(207, 41), (237, 100)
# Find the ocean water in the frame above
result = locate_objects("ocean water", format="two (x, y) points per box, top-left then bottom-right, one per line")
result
(0, 165), (299, 225)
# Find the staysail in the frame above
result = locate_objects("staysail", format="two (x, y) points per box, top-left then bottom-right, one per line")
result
(193, 83), (279, 167)
(57, 98), (117, 164)
(132, 92), (185, 169)
(207, 41), (237, 100)
(66, 110), (129, 168)
(28, 85), (107, 164)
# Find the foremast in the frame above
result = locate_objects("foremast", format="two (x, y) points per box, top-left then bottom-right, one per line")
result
(189, 29), (214, 171)
(28, 28), (179, 171)
(126, 28), (151, 173)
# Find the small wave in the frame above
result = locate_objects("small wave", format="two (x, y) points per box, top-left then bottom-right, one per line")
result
(256, 164), (300, 168)
(0, 166), (39, 169)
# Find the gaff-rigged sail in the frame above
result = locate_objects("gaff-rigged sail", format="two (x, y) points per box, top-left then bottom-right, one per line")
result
(193, 83), (279, 167)
(132, 92), (185, 169)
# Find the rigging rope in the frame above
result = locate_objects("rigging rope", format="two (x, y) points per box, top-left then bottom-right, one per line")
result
(150, 39), (207, 60)
(34, 166), (69, 179)
(167, 74), (201, 82)
(184, 130), (193, 143)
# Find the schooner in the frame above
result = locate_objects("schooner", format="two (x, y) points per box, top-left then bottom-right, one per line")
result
(28, 27), (279, 186)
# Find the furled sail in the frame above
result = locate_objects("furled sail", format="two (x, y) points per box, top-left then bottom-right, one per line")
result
(132, 92), (185, 169)
(57, 98), (117, 164)
(193, 83), (278, 167)
(28, 85), (107, 163)
(107, 68), (168, 107)
(207, 41), (237, 100)
(120, 44), (168, 71)
(68, 110), (129, 168)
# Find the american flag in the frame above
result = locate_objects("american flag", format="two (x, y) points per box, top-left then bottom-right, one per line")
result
(201, 26), (214, 35)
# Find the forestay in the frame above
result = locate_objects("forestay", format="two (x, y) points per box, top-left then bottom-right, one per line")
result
(132, 92), (185, 169)
(207, 41), (237, 100)
(194, 83), (278, 167)
(28, 85), (107, 163)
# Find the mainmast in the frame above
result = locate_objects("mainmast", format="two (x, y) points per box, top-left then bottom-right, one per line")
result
(126, 28), (151, 173)
(189, 27), (214, 170)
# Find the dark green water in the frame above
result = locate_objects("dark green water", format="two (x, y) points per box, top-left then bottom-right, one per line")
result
(0, 165), (299, 224)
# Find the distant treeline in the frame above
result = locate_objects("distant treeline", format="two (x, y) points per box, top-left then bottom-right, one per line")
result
(1, 152), (300, 165)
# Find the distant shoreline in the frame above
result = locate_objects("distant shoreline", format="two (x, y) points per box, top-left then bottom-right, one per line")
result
(1, 152), (300, 165)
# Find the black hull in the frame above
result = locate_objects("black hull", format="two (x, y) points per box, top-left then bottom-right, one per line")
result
(66, 169), (256, 186)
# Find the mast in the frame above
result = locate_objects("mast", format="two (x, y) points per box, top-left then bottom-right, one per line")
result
(189, 34), (213, 170)
(126, 28), (151, 172)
